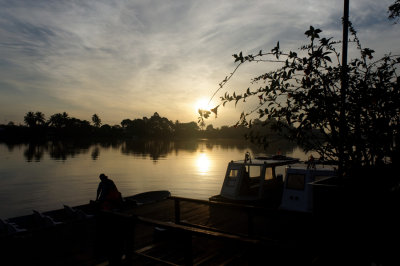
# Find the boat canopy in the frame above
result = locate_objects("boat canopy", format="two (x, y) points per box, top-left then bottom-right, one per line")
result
(219, 156), (299, 201)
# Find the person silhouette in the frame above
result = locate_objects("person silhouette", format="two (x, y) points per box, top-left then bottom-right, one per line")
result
(96, 173), (123, 210)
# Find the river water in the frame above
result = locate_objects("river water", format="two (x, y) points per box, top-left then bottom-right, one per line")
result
(0, 138), (309, 219)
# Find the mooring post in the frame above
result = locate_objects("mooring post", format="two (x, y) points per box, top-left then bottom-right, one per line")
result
(174, 198), (181, 224)
(339, 0), (350, 178)
(247, 209), (254, 236)
(124, 215), (136, 264)
(183, 231), (193, 266)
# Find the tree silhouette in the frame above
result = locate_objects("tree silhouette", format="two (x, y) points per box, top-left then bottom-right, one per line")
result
(35, 112), (45, 126)
(92, 114), (102, 128)
(48, 112), (70, 128)
(8, 110), (264, 141)
(389, 0), (400, 22)
(23, 111), (45, 127)
(24, 111), (36, 127)
(121, 119), (132, 128)
(203, 25), (399, 171)
(147, 112), (174, 137)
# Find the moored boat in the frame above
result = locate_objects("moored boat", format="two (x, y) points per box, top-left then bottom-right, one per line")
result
(209, 152), (338, 213)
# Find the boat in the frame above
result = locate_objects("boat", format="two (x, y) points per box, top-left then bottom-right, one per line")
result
(209, 152), (338, 213)
(0, 190), (175, 265)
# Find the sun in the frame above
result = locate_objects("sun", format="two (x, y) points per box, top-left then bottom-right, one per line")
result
(195, 98), (210, 113)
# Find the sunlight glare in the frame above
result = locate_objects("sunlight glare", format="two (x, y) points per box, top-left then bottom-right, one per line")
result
(196, 153), (211, 175)
(195, 98), (210, 113)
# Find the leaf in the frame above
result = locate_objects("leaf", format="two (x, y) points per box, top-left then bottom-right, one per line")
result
(324, 56), (332, 62)
(233, 51), (244, 63)
(211, 105), (219, 118)
(305, 26), (322, 40)
(362, 48), (375, 59)
(305, 26), (314, 37)
(289, 51), (297, 58)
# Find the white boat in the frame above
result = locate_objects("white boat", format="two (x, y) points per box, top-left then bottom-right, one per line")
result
(210, 153), (337, 213)
(280, 162), (337, 212)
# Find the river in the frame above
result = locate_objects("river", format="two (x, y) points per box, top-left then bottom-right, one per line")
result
(0, 138), (309, 218)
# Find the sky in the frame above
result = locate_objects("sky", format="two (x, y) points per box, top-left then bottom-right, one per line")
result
(1, 0), (399, 127)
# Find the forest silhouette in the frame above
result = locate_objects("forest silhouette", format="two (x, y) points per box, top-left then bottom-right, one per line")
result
(0, 111), (288, 143)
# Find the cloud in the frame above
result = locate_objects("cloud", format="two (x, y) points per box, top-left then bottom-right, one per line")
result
(0, 0), (399, 126)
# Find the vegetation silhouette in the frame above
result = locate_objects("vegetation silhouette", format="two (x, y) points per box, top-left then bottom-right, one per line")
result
(389, 0), (400, 22)
(200, 24), (399, 174)
(1, 111), (286, 145)
(197, 5), (400, 264)
(91, 114), (102, 128)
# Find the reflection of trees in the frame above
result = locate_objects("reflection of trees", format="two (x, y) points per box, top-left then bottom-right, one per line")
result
(91, 146), (100, 160)
(23, 142), (47, 162)
(173, 139), (200, 153)
(195, 138), (296, 157)
(20, 141), (92, 161)
(47, 141), (91, 161)
(251, 138), (297, 156)
(121, 139), (297, 162)
(10, 138), (298, 163)
(99, 139), (122, 149)
(121, 140), (175, 162)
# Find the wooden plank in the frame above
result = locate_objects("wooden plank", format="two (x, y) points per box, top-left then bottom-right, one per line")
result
(169, 196), (285, 217)
(179, 204), (210, 224)
(136, 216), (260, 245)
(133, 251), (180, 266)
(192, 250), (220, 265)
(102, 209), (260, 246)
(177, 221), (277, 244)
(135, 243), (164, 254)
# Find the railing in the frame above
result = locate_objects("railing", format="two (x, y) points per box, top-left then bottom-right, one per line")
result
(100, 209), (262, 266)
(169, 195), (282, 237)
(99, 196), (307, 265)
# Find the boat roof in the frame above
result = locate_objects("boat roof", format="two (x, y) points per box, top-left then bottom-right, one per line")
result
(230, 156), (299, 167)
(288, 163), (338, 171)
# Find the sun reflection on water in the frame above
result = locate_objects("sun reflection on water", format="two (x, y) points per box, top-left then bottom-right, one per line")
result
(196, 153), (211, 175)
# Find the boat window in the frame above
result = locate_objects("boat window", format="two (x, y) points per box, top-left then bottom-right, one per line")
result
(246, 165), (261, 178)
(264, 167), (273, 180)
(286, 174), (305, 190)
(228, 169), (240, 178)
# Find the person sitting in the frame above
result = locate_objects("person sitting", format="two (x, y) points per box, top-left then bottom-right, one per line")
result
(96, 173), (123, 210)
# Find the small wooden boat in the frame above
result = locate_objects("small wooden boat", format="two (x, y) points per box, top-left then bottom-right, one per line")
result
(124, 190), (171, 205)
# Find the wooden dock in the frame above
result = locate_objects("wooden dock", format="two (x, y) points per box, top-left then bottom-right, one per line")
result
(1, 195), (366, 265)
(92, 196), (316, 265)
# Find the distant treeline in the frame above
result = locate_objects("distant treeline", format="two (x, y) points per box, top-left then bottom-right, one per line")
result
(0, 111), (287, 142)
